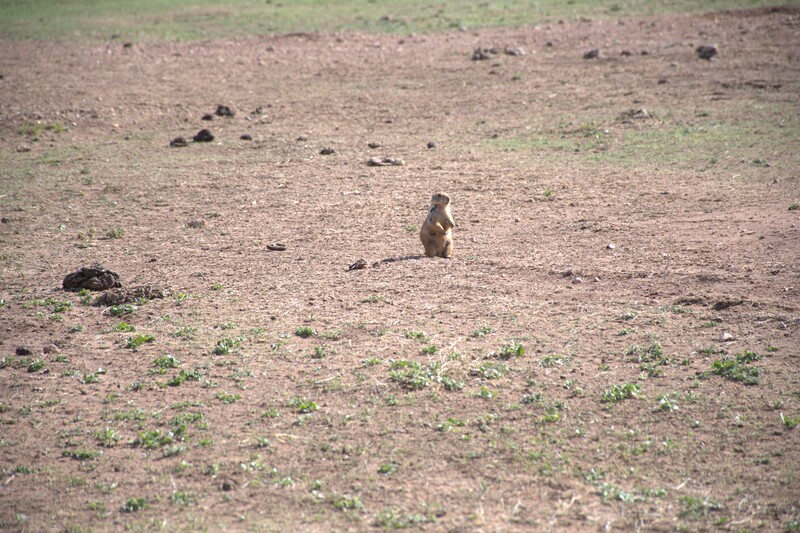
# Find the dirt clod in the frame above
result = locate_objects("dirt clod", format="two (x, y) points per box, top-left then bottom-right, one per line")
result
(193, 129), (214, 142)
(201, 113), (214, 121)
(16, 144), (31, 152)
(240, 134), (253, 141)
(583, 48), (599, 59)
(215, 105), (235, 117)
(170, 136), (188, 147)
(186, 218), (205, 228)
(367, 156), (405, 166)
(347, 258), (368, 271)
(427, 141), (437, 149)
(16, 346), (32, 356)
(320, 147), (335, 155)
(95, 285), (170, 306)
(63, 266), (122, 291)
(368, 142), (380, 148)
(696, 44), (718, 60)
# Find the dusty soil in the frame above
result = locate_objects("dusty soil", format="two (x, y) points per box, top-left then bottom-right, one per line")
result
(1, 6), (799, 532)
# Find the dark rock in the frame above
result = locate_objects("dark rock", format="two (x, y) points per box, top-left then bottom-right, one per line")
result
(348, 259), (368, 271)
(221, 480), (235, 491)
(620, 50), (632, 56)
(201, 113), (214, 121)
(296, 135), (308, 141)
(696, 44), (717, 60)
(368, 142), (381, 149)
(657, 78), (668, 84)
(320, 147), (335, 155)
(427, 141), (437, 149)
(215, 105), (235, 117)
(583, 48), (599, 59)
(193, 129), (214, 142)
(1, 218), (9, 223)
(170, 136), (188, 147)
(122, 42), (132, 48)
(63, 266), (122, 291)
(16, 346), (32, 356)
(471, 48), (491, 61)
(240, 134), (253, 141)
(267, 243), (287, 251)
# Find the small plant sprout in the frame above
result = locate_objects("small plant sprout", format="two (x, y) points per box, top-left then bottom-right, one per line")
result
(295, 326), (316, 338)
(290, 397), (318, 413)
(602, 383), (640, 403)
(470, 325), (496, 338)
(494, 340), (525, 359)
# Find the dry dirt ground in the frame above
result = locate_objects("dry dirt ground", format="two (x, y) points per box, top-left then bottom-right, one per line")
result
(1, 6), (799, 532)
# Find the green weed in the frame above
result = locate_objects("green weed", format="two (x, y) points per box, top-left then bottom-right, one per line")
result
(602, 383), (640, 403)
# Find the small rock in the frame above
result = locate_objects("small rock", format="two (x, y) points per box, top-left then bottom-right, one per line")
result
(1, 218), (9, 223)
(186, 218), (205, 228)
(583, 48), (599, 59)
(504, 47), (525, 56)
(620, 50), (632, 56)
(253, 107), (264, 115)
(296, 135), (308, 141)
(16, 346), (33, 356)
(221, 480), (235, 492)
(657, 78), (668, 84)
(368, 142), (381, 149)
(201, 114), (214, 121)
(593, 276), (601, 282)
(122, 42), (132, 48)
(193, 129), (214, 142)
(348, 258), (368, 271)
(240, 134), (253, 141)
(215, 105), (235, 117)
(427, 141), (437, 149)
(720, 332), (736, 342)
(16, 144), (31, 153)
(320, 147), (335, 155)
(572, 276), (584, 284)
(367, 157), (405, 167)
(169, 136), (188, 147)
(471, 48), (491, 61)
(696, 44), (717, 60)
(607, 243), (616, 250)
(43, 344), (60, 354)
(267, 243), (287, 252)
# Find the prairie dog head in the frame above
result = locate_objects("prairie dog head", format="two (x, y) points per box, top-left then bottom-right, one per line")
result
(430, 193), (451, 207)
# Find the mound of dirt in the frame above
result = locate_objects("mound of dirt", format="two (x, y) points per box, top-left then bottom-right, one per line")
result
(62, 266), (121, 291)
(94, 285), (170, 306)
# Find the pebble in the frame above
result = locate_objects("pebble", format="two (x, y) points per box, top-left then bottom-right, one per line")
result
(193, 129), (214, 142)
(16, 346), (32, 356)
(186, 219), (205, 228)
(719, 332), (736, 342)
(583, 48), (599, 59)
(572, 276), (584, 284)
(16, 144), (32, 153)
(240, 134), (253, 141)
(320, 147), (335, 155)
(427, 141), (437, 149)
(696, 44), (718, 60)
(170, 136), (188, 147)
(607, 243), (616, 250)
(43, 344), (60, 354)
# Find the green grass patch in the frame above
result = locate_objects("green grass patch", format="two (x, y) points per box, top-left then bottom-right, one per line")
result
(2, 0), (790, 42)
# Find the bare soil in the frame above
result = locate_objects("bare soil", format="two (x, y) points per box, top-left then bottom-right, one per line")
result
(1, 6), (799, 532)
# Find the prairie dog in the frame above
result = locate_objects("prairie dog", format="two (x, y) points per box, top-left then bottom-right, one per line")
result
(419, 193), (454, 258)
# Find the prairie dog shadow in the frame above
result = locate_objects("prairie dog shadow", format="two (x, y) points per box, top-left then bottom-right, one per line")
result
(374, 255), (427, 266)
